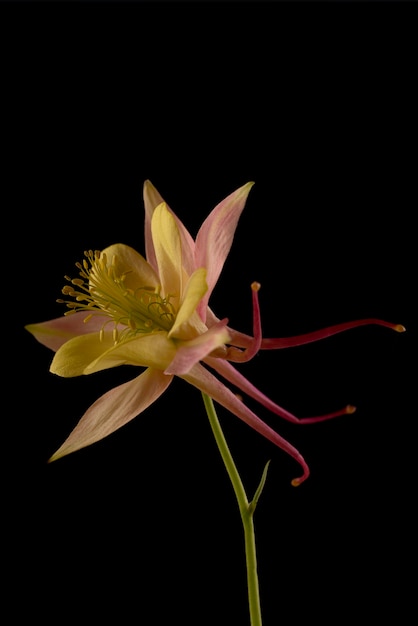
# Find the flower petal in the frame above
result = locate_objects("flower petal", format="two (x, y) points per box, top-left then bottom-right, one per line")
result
(143, 180), (195, 275)
(168, 267), (208, 339)
(100, 243), (160, 291)
(84, 332), (177, 374)
(165, 320), (231, 375)
(195, 182), (254, 322)
(151, 203), (184, 308)
(49, 368), (173, 461)
(181, 362), (310, 485)
(25, 312), (109, 352)
(50, 332), (116, 376)
(205, 356), (351, 425)
(50, 331), (177, 377)
(143, 179), (165, 272)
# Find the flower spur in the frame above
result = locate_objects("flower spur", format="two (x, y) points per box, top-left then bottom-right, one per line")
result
(25, 180), (405, 485)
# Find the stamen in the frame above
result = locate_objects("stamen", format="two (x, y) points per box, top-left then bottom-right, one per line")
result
(58, 249), (177, 342)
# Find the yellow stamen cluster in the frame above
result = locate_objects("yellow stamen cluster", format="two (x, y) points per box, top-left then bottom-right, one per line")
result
(57, 250), (176, 341)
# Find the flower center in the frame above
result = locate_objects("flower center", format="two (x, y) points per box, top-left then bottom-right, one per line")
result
(58, 249), (176, 341)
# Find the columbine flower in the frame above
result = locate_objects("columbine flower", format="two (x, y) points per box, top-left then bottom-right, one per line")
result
(25, 181), (405, 485)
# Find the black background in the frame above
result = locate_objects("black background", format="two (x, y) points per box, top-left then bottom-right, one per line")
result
(5, 3), (416, 625)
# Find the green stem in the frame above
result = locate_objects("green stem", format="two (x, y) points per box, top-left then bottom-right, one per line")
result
(201, 392), (263, 626)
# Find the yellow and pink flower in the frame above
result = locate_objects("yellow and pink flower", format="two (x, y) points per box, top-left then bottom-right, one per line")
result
(26, 181), (405, 484)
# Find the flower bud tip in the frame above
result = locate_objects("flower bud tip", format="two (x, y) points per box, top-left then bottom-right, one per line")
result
(291, 478), (302, 487)
(394, 324), (406, 333)
(346, 404), (356, 414)
(251, 281), (261, 292)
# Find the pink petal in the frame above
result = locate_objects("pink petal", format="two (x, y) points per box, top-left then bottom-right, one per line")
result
(25, 312), (110, 352)
(194, 182), (254, 322)
(205, 307), (221, 328)
(165, 319), (230, 375)
(49, 368), (173, 461)
(181, 362), (310, 485)
(205, 357), (353, 425)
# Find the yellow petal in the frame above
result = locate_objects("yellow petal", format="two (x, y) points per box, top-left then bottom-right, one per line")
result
(143, 180), (166, 271)
(84, 331), (177, 374)
(143, 180), (196, 276)
(100, 243), (160, 291)
(50, 330), (177, 377)
(151, 203), (183, 307)
(168, 268), (208, 340)
(50, 333), (115, 377)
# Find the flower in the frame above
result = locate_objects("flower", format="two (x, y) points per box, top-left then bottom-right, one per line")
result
(25, 181), (405, 485)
